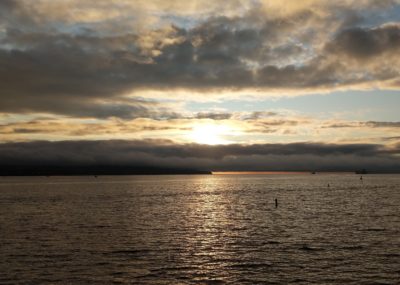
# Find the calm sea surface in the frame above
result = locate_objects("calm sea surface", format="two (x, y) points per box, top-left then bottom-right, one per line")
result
(0, 174), (399, 284)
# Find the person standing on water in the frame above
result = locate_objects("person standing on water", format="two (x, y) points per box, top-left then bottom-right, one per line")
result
(275, 198), (278, 208)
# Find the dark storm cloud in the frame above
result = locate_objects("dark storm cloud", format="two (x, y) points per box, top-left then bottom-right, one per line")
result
(195, 112), (232, 120)
(322, 121), (400, 128)
(254, 120), (299, 127)
(4, 128), (43, 134)
(322, 123), (359, 128)
(327, 24), (400, 59)
(243, 119), (301, 134)
(0, 0), (16, 10)
(366, 121), (400, 127)
(0, 140), (399, 172)
(243, 111), (279, 120)
(0, 1), (399, 118)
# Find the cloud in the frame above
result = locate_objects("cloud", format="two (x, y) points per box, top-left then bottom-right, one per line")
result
(327, 23), (400, 59)
(322, 121), (400, 128)
(0, 117), (193, 141)
(2, 113), (399, 144)
(381, 136), (400, 141)
(0, 1), (399, 118)
(0, 140), (399, 172)
(195, 112), (232, 120)
(366, 121), (400, 127)
(241, 111), (279, 120)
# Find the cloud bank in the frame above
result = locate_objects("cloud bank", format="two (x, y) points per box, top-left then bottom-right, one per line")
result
(1, 140), (399, 173)
(0, 0), (399, 118)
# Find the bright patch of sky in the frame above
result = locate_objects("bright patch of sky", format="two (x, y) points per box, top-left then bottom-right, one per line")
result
(157, 14), (205, 29)
(356, 4), (400, 28)
(187, 90), (400, 121)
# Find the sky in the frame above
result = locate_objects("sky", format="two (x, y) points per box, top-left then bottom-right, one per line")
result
(0, 0), (400, 172)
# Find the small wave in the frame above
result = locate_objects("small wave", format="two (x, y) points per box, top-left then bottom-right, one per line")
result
(228, 262), (273, 269)
(236, 278), (279, 284)
(263, 240), (280, 245)
(193, 279), (226, 284)
(290, 278), (308, 283)
(0, 278), (15, 283)
(31, 253), (70, 259)
(110, 271), (126, 276)
(340, 245), (364, 250)
(358, 228), (386, 232)
(103, 249), (152, 256)
(299, 245), (323, 251)
(34, 278), (64, 283)
(382, 253), (400, 257)
(92, 225), (111, 228)
(161, 266), (197, 271)
(231, 226), (248, 231)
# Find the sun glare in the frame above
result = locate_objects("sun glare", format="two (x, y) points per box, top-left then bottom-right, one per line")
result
(190, 124), (232, 145)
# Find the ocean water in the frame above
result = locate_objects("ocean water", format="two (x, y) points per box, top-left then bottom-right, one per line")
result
(0, 174), (399, 284)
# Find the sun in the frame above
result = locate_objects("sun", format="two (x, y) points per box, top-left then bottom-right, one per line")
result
(190, 124), (232, 145)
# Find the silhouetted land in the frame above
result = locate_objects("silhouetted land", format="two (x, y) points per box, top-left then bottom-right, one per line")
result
(0, 165), (211, 176)
(355, 168), (368, 174)
(2, 165), (400, 176)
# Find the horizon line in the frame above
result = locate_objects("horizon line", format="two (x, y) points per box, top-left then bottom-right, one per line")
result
(212, 171), (357, 175)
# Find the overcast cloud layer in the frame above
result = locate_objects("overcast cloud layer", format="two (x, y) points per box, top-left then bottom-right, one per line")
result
(0, 0), (400, 118)
(1, 1), (400, 172)
(1, 140), (399, 172)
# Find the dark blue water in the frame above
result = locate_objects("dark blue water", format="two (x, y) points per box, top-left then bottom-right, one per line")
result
(0, 174), (399, 284)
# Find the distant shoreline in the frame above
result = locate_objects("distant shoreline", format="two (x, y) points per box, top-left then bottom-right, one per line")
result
(0, 173), (212, 177)
(2, 171), (400, 177)
(0, 166), (212, 176)
(212, 171), (400, 175)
